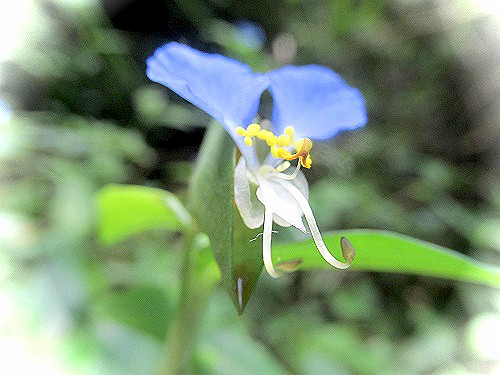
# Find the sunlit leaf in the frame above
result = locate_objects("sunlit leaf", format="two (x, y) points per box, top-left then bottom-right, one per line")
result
(97, 184), (191, 245)
(272, 229), (500, 287)
(188, 123), (262, 313)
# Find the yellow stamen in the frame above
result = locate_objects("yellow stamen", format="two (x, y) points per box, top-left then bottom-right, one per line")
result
(278, 134), (291, 147)
(277, 137), (313, 169)
(236, 126), (247, 136)
(256, 129), (269, 140)
(266, 134), (278, 147)
(293, 138), (303, 151)
(237, 123), (314, 169)
(270, 145), (279, 158)
(276, 147), (292, 159)
(246, 123), (261, 136)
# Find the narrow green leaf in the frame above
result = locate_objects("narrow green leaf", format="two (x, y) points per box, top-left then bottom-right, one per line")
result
(97, 184), (191, 245)
(188, 123), (262, 313)
(272, 229), (500, 287)
(231, 207), (263, 313)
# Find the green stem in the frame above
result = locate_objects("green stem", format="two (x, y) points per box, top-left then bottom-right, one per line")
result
(158, 227), (220, 375)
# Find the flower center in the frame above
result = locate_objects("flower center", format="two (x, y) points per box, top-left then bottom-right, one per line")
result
(236, 123), (313, 169)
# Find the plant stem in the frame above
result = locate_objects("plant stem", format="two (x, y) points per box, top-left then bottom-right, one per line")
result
(158, 228), (219, 375)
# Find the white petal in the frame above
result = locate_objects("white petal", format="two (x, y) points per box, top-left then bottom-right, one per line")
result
(287, 169), (309, 200)
(256, 178), (306, 233)
(272, 213), (293, 228)
(234, 157), (264, 229)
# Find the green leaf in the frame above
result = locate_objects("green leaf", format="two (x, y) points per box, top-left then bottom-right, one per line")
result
(93, 286), (175, 341)
(97, 184), (191, 245)
(188, 123), (262, 313)
(231, 206), (263, 312)
(272, 229), (500, 287)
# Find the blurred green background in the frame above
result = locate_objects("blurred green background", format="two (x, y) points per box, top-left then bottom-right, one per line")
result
(1, 0), (499, 374)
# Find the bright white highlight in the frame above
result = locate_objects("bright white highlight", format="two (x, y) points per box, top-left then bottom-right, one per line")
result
(0, 0), (32, 63)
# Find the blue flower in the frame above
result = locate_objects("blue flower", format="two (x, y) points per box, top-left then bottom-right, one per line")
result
(147, 42), (367, 277)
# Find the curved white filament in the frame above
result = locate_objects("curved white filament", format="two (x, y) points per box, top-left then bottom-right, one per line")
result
(275, 161), (291, 172)
(263, 207), (282, 278)
(274, 161), (301, 180)
(274, 179), (353, 269)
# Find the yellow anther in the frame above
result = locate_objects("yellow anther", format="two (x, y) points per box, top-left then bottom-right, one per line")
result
(246, 123), (261, 136)
(256, 129), (269, 140)
(277, 137), (313, 169)
(236, 124), (313, 169)
(297, 138), (313, 169)
(270, 145), (279, 158)
(266, 135), (278, 147)
(293, 138), (303, 151)
(244, 136), (253, 146)
(277, 147), (292, 159)
(278, 134), (291, 147)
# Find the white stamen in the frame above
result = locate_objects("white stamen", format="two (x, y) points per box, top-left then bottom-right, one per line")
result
(274, 161), (301, 181)
(263, 207), (282, 278)
(275, 161), (291, 172)
(249, 230), (278, 242)
(275, 179), (353, 269)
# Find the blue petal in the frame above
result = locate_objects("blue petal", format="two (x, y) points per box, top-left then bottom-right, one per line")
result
(267, 65), (367, 140)
(146, 42), (268, 163)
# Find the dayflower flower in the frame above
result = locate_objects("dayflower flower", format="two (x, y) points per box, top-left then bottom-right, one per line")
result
(147, 42), (367, 277)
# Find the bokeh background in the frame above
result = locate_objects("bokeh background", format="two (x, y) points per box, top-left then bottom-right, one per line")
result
(1, 0), (499, 374)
